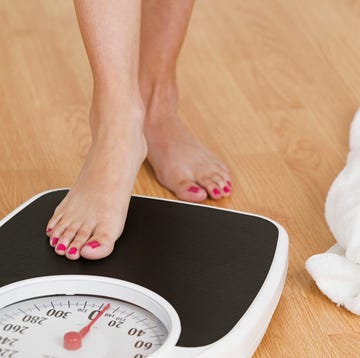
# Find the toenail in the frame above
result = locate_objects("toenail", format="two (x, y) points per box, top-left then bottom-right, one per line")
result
(227, 181), (232, 187)
(87, 241), (100, 249)
(188, 186), (200, 193)
(68, 247), (77, 255)
(51, 237), (59, 246)
(223, 186), (231, 193)
(46, 228), (52, 233)
(56, 244), (66, 251)
(213, 188), (221, 196)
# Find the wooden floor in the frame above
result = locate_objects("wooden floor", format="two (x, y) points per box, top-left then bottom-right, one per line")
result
(1, 0), (360, 356)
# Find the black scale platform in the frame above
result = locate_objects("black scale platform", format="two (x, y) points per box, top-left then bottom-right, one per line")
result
(0, 190), (278, 347)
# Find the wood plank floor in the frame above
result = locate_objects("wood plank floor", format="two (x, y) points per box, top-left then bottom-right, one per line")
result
(1, 0), (360, 356)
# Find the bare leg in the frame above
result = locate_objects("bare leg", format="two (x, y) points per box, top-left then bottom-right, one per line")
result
(140, 0), (232, 202)
(46, 0), (146, 260)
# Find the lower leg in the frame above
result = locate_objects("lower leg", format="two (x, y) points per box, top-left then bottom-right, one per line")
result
(140, 0), (194, 105)
(46, 0), (146, 260)
(140, 0), (232, 202)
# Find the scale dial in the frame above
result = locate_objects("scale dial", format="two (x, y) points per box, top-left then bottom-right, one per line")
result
(0, 276), (181, 358)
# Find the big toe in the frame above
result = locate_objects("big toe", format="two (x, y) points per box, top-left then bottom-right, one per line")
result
(174, 180), (208, 202)
(80, 231), (117, 260)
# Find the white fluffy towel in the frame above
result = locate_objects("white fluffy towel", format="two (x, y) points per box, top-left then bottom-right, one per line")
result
(306, 109), (360, 315)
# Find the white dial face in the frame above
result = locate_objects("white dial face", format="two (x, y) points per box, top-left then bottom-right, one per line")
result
(0, 294), (168, 358)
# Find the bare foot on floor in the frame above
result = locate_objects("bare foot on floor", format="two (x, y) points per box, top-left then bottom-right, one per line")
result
(46, 104), (146, 260)
(144, 83), (232, 202)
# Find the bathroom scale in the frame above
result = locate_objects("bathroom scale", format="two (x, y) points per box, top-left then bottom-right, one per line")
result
(0, 189), (288, 358)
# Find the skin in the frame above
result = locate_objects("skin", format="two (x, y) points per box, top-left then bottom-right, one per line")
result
(140, 0), (232, 202)
(46, 0), (232, 260)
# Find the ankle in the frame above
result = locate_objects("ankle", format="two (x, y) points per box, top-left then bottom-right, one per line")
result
(93, 82), (144, 111)
(89, 97), (145, 139)
(141, 76), (178, 113)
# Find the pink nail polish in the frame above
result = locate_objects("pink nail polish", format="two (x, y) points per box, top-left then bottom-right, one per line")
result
(227, 181), (232, 187)
(46, 228), (52, 233)
(87, 241), (100, 249)
(223, 186), (231, 193)
(56, 244), (66, 251)
(213, 188), (221, 196)
(68, 247), (77, 255)
(51, 237), (59, 246)
(188, 186), (200, 193)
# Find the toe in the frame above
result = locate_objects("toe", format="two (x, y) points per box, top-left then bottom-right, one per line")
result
(54, 223), (81, 256)
(46, 194), (73, 237)
(80, 230), (117, 260)
(54, 242), (67, 255)
(197, 176), (223, 200)
(214, 162), (232, 194)
(174, 180), (208, 202)
(66, 247), (80, 260)
(211, 173), (231, 197)
(65, 225), (94, 260)
(46, 213), (63, 237)
(49, 218), (70, 248)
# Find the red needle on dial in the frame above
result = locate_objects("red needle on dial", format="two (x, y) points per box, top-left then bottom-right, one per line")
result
(63, 303), (111, 350)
